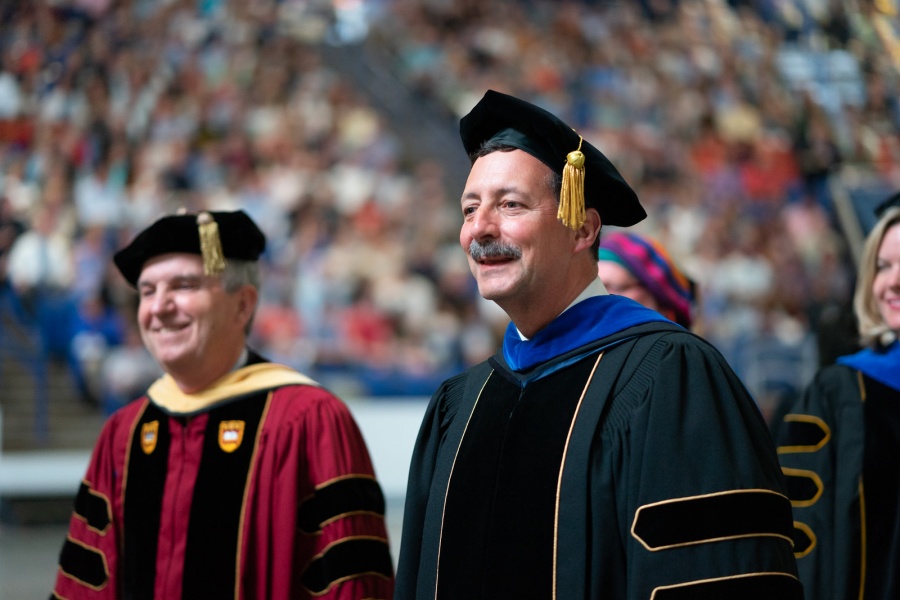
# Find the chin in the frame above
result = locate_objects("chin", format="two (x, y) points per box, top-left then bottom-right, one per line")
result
(155, 352), (195, 373)
(475, 274), (516, 296)
(881, 311), (900, 334)
(475, 284), (507, 303)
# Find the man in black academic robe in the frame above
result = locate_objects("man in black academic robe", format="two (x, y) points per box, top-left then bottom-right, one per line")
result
(395, 90), (802, 599)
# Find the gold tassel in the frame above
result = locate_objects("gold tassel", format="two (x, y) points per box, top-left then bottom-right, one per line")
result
(197, 212), (227, 276)
(558, 135), (586, 230)
(875, 0), (896, 16)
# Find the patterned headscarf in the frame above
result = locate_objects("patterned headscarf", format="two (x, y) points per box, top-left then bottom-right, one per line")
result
(598, 232), (696, 328)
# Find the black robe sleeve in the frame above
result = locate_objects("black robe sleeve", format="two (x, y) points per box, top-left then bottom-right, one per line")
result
(579, 330), (802, 599)
(775, 364), (865, 600)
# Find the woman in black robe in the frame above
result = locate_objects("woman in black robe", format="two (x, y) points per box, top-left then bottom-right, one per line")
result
(776, 200), (900, 599)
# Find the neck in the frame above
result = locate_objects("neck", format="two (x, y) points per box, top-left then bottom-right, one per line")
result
(508, 272), (600, 339)
(169, 346), (248, 394)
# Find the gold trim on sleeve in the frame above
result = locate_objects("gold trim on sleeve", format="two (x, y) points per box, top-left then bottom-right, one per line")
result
(792, 520), (817, 558)
(630, 489), (794, 551)
(72, 481), (113, 536)
(649, 571), (800, 599)
(780, 467), (824, 507)
(776, 414), (831, 454)
(57, 535), (111, 592)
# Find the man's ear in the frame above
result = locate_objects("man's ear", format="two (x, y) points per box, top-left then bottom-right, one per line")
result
(574, 208), (601, 254)
(235, 284), (259, 327)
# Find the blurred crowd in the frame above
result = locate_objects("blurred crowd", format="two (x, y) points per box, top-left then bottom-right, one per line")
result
(0, 0), (898, 418)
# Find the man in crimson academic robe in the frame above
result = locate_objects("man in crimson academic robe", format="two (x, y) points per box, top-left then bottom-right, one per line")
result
(52, 209), (394, 600)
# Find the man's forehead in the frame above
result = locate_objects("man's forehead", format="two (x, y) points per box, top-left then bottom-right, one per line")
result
(137, 253), (208, 283)
(463, 150), (555, 199)
(472, 148), (549, 171)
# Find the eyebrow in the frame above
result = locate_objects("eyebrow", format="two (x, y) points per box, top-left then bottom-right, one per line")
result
(137, 273), (205, 288)
(462, 186), (523, 202)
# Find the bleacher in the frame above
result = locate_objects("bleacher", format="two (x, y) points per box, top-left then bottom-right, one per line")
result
(1, 0), (897, 509)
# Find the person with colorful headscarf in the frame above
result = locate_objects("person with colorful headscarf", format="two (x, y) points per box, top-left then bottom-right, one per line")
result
(775, 198), (900, 599)
(598, 231), (696, 329)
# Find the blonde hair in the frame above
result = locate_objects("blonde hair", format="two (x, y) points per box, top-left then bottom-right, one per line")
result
(854, 206), (900, 347)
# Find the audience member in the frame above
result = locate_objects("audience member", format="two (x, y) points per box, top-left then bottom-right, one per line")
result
(598, 230), (697, 329)
(0, 0), (896, 407)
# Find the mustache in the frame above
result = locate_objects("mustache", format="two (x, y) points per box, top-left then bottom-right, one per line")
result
(468, 240), (522, 261)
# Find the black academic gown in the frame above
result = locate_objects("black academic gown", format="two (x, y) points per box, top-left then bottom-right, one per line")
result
(777, 364), (900, 600)
(396, 321), (802, 600)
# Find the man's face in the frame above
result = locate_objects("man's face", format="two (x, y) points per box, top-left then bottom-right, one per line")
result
(874, 223), (900, 333)
(459, 149), (575, 313)
(137, 253), (250, 385)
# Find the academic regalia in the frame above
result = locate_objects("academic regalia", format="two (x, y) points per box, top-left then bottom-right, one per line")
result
(396, 295), (802, 600)
(52, 354), (394, 600)
(776, 341), (900, 600)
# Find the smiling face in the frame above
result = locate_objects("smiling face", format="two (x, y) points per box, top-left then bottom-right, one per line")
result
(137, 253), (256, 392)
(459, 149), (598, 333)
(874, 222), (900, 334)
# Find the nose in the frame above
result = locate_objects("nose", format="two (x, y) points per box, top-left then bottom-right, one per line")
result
(466, 205), (499, 243)
(145, 288), (175, 316)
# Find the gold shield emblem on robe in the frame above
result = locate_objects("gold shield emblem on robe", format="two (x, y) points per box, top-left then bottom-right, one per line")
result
(141, 421), (159, 454)
(219, 420), (245, 453)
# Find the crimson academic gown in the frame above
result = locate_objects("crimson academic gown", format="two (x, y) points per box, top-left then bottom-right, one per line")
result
(52, 355), (394, 600)
(396, 295), (802, 599)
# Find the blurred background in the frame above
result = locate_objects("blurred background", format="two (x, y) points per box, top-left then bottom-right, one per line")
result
(1, 0), (898, 596)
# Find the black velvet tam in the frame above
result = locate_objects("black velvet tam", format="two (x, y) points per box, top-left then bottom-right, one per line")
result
(113, 210), (266, 286)
(459, 89), (646, 227)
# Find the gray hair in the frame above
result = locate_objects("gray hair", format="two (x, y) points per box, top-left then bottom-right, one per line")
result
(221, 259), (261, 292)
(220, 259), (261, 333)
(854, 206), (900, 348)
